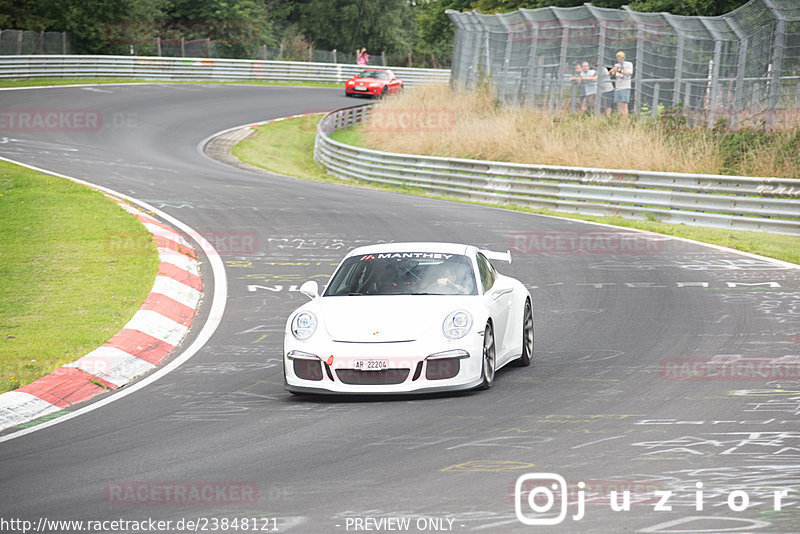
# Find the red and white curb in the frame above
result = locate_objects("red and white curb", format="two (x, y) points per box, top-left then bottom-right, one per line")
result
(0, 197), (203, 431)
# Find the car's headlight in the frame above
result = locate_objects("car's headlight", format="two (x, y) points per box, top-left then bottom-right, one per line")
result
(291, 311), (317, 340)
(443, 310), (472, 339)
(347, 80), (354, 85)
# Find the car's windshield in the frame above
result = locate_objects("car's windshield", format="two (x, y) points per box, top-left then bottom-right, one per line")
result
(358, 70), (389, 80)
(324, 253), (477, 296)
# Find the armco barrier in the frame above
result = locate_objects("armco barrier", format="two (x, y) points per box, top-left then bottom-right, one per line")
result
(315, 105), (800, 235)
(0, 55), (450, 86)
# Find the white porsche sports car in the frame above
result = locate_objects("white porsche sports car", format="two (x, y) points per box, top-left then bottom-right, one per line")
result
(283, 243), (533, 394)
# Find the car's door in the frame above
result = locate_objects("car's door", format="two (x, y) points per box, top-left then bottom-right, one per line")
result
(477, 253), (513, 360)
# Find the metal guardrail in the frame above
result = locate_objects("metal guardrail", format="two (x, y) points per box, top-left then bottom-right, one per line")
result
(0, 55), (450, 86)
(315, 105), (800, 235)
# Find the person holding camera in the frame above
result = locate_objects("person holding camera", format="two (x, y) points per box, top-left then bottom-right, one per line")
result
(597, 64), (614, 116)
(609, 51), (633, 114)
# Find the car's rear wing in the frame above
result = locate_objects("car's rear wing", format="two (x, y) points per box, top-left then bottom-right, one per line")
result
(480, 249), (512, 264)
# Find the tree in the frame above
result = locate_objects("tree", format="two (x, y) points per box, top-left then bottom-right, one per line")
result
(627, 0), (746, 17)
(0, 0), (56, 31)
(411, 0), (472, 67)
(296, 0), (413, 61)
(166, 0), (274, 57)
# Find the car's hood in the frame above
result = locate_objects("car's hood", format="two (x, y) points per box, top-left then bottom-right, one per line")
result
(318, 296), (470, 343)
(354, 77), (386, 83)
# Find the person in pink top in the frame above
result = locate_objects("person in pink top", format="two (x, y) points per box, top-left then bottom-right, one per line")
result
(357, 48), (369, 66)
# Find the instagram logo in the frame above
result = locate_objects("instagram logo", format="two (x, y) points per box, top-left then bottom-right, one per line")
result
(515, 473), (572, 526)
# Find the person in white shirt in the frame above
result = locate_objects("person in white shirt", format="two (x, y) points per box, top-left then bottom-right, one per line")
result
(609, 51), (633, 114)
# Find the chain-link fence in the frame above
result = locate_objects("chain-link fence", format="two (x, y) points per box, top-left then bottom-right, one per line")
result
(447, 0), (800, 130)
(0, 30), (71, 55)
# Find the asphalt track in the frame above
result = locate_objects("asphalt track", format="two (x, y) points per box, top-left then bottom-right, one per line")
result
(1, 84), (800, 533)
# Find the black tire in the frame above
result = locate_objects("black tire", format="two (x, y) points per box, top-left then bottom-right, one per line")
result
(479, 322), (496, 390)
(345, 91), (353, 97)
(515, 299), (534, 367)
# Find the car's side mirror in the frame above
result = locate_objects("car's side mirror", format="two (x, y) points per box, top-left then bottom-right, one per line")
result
(300, 280), (319, 300)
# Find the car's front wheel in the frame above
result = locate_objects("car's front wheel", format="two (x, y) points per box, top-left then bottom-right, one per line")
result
(479, 322), (496, 389)
(514, 299), (534, 367)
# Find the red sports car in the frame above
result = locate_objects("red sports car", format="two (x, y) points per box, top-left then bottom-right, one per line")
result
(345, 69), (403, 97)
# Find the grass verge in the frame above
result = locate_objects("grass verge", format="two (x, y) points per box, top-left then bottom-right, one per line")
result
(0, 161), (159, 393)
(0, 78), (340, 89)
(233, 114), (800, 266)
(233, 115), (333, 181)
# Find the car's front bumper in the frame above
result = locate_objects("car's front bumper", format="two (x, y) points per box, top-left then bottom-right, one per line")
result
(345, 85), (382, 96)
(283, 333), (485, 394)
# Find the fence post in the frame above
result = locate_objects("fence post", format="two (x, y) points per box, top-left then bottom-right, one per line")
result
(595, 20), (606, 116)
(332, 48), (337, 63)
(157, 36), (162, 56)
(557, 26), (570, 111)
(62, 31), (67, 54)
(663, 14), (684, 109)
(520, 11), (539, 107)
(724, 17), (748, 129)
(181, 36), (185, 57)
(571, 82), (577, 113)
(16, 30), (22, 55)
(684, 81), (691, 109)
(652, 83), (660, 118)
(763, 0), (786, 131)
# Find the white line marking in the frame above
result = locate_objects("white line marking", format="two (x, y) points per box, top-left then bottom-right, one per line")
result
(571, 435), (626, 450)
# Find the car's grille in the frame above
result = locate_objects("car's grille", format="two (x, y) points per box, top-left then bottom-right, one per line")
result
(294, 359), (323, 381)
(425, 358), (460, 380)
(336, 368), (410, 385)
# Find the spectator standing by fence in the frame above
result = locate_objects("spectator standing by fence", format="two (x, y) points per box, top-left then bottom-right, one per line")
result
(597, 65), (614, 116)
(610, 51), (633, 114)
(579, 61), (597, 112)
(357, 47), (369, 66)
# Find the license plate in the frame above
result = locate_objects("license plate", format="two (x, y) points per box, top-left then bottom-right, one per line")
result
(354, 86), (367, 91)
(354, 359), (389, 371)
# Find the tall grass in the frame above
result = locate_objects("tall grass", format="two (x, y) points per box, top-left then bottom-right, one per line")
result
(362, 85), (799, 178)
